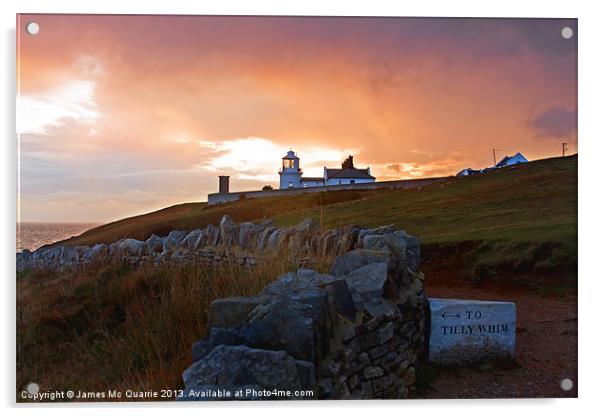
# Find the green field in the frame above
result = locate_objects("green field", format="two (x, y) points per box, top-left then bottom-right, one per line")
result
(62, 155), (577, 282)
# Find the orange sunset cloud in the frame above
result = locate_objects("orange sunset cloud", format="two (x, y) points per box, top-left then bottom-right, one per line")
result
(17, 15), (577, 222)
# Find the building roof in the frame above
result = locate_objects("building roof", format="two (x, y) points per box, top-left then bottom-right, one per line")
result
(282, 150), (299, 160)
(326, 168), (375, 180)
(495, 152), (528, 168)
(301, 177), (324, 182)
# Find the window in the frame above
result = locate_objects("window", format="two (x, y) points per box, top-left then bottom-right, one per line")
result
(283, 159), (295, 169)
(288, 181), (293, 188)
(350, 180), (355, 184)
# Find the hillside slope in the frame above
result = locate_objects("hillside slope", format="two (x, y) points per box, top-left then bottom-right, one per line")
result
(64, 155), (576, 245)
(60, 155), (576, 283)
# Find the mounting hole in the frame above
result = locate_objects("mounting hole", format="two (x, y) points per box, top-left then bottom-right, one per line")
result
(561, 26), (574, 40)
(26, 382), (40, 395)
(26, 22), (40, 35)
(560, 378), (573, 391)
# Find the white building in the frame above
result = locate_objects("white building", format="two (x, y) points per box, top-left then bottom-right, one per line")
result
(278, 151), (375, 189)
(495, 152), (528, 168)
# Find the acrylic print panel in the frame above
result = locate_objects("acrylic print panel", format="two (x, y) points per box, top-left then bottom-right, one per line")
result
(16, 14), (577, 402)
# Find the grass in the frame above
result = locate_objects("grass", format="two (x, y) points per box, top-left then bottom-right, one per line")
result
(17, 249), (335, 400)
(16, 156), (577, 398)
(63, 156), (576, 249)
(60, 155), (577, 282)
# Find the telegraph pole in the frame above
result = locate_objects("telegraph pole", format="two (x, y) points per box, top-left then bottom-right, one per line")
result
(562, 142), (568, 157)
(492, 149), (500, 166)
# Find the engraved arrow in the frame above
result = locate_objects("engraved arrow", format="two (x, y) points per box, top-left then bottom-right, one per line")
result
(441, 312), (460, 319)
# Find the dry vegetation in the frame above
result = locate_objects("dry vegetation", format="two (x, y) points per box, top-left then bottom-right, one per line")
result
(16, 249), (335, 400)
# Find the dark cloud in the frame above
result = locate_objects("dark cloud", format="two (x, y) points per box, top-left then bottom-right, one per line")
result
(527, 106), (576, 138)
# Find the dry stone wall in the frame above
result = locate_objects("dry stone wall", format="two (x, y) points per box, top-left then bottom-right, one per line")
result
(17, 216), (360, 272)
(180, 222), (429, 400)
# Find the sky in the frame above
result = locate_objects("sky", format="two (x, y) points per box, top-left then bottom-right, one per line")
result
(17, 15), (577, 223)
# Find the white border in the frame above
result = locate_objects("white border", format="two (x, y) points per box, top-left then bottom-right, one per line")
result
(3, 1), (601, 415)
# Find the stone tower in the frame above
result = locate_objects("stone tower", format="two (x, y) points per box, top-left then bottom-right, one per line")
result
(279, 150), (302, 189)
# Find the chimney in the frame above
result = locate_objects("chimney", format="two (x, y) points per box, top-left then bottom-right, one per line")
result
(218, 176), (230, 194)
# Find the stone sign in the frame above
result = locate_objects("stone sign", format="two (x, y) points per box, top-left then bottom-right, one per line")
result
(428, 298), (516, 365)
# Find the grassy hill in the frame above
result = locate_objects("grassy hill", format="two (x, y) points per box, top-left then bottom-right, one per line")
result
(62, 155), (577, 283)
(17, 155), (577, 398)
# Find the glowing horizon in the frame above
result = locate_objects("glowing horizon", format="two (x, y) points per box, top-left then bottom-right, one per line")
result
(17, 15), (577, 223)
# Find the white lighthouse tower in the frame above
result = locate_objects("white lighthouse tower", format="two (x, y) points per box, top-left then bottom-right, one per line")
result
(279, 150), (302, 189)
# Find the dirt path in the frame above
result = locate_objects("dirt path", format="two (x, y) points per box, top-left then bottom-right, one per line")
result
(418, 284), (577, 399)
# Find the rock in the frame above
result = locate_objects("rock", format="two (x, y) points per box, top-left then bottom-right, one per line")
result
(324, 279), (356, 319)
(83, 243), (108, 263)
(209, 296), (271, 327)
(362, 234), (390, 253)
(167, 230), (187, 243)
(343, 262), (389, 308)
(335, 225), (362, 253)
(363, 231), (414, 264)
(238, 222), (258, 250)
(180, 229), (204, 251)
(118, 238), (146, 257)
(59, 245), (87, 265)
(263, 268), (354, 322)
(193, 296), (323, 364)
(358, 225), (396, 240)
(362, 366), (384, 380)
(219, 215), (239, 247)
(204, 224), (219, 246)
(245, 297), (321, 363)
(162, 231), (186, 256)
(267, 227), (293, 250)
(321, 229), (340, 256)
(295, 217), (320, 234)
(182, 345), (315, 399)
(363, 299), (398, 319)
(257, 226), (276, 251)
(330, 249), (391, 276)
(145, 235), (164, 254)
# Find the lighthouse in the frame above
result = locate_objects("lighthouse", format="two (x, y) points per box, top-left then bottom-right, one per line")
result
(279, 150), (302, 189)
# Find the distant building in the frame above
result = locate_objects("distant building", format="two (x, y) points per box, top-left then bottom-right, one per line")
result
(457, 152), (529, 177)
(279, 151), (375, 189)
(456, 168), (480, 177)
(495, 152), (529, 168)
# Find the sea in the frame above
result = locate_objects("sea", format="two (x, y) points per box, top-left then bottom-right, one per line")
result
(17, 223), (100, 252)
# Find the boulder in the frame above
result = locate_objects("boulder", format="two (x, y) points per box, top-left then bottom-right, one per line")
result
(205, 224), (219, 246)
(238, 222), (258, 250)
(209, 295), (271, 327)
(83, 243), (108, 263)
(219, 215), (239, 247)
(192, 297), (320, 363)
(182, 345), (315, 399)
(267, 227), (293, 250)
(358, 225), (396, 240)
(118, 238), (146, 257)
(162, 231), (186, 256)
(180, 229), (203, 251)
(167, 230), (187, 243)
(330, 249), (392, 276)
(145, 235), (165, 254)
(343, 262), (389, 308)
(257, 226), (276, 251)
